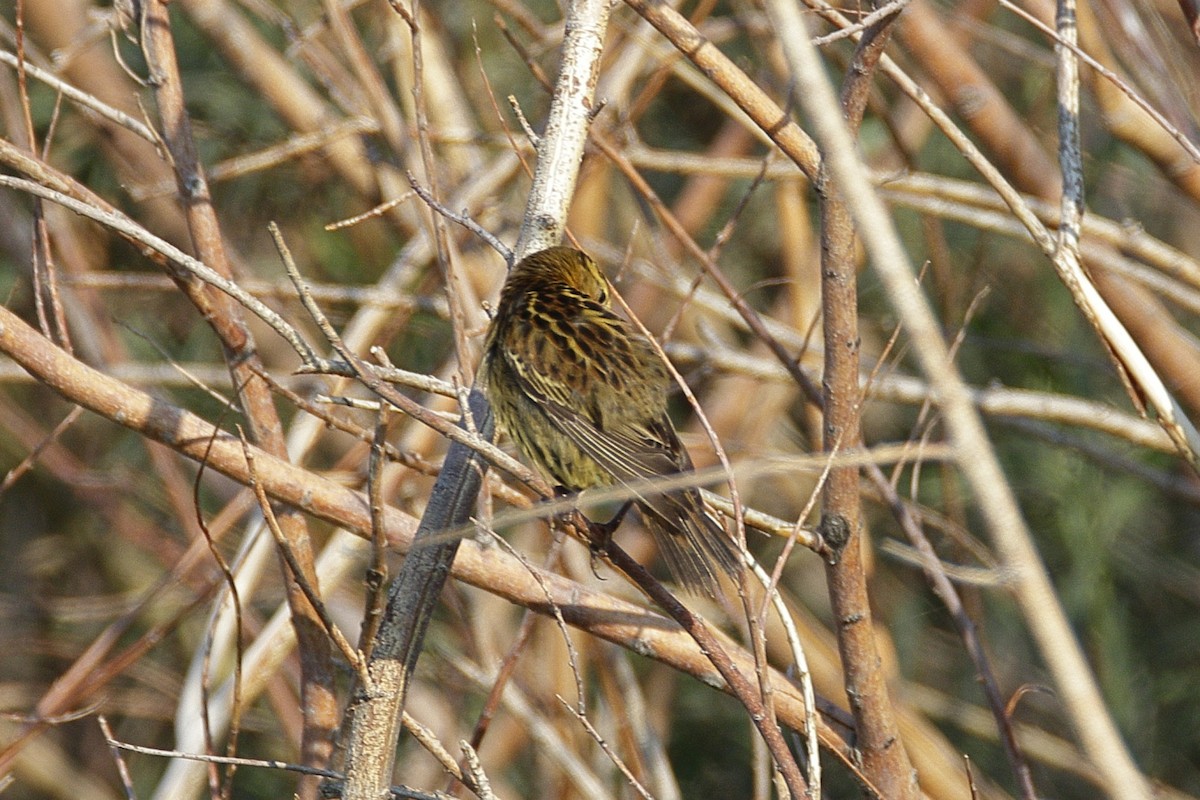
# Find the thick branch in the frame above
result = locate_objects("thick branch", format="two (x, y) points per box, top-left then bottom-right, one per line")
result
(813, 5), (919, 797)
(141, 4), (336, 788)
(339, 1), (613, 798)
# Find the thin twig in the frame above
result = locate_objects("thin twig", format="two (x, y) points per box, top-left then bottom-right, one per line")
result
(98, 716), (138, 800)
(269, 221), (540, 488)
(559, 697), (655, 800)
(103, 736), (453, 799)
(0, 49), (159, 141)
(405, 170), (513, 262)
(457, 741), (496, 800)
(361, 407), (390, 658)
(997, 0), (1200, 167)
(745, 551), (823, 798)
(239, 429), (371, 690)
(0, 174), (325, 367)
(191, 406), (247, 800)
(811, 0), (909, 46)
(601, 541), (810, 796)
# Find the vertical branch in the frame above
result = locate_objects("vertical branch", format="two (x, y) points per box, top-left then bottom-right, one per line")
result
(360, 408), (391, 657)
(138, 4), (336, 797)
(806, 4), (920, 798)
(396, 0), (475, 380)
(338, 2), (612, 798)
(13, 0), (71, 353)
(1055, 0), (1084, 261)
(512, 0), (612, 259)
(1043, 1), (1153, 797)
(769, 0), (1155, 798)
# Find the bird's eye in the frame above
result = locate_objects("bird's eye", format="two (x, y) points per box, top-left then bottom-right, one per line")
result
(597, 288), (609, 304)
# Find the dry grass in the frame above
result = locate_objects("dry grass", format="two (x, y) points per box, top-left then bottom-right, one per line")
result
(1, 0), (1199, 798)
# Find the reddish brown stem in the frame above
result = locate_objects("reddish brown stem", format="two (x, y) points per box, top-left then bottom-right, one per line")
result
(140, 5), (336, 794)
(600, 540), (810, 798)
(817, 10), (920, 799)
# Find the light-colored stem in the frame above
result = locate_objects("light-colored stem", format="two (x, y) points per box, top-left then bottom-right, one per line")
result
(339, 1), (613, 797)
(512, 0), (613, 259)
(764, 0), (1152, 797)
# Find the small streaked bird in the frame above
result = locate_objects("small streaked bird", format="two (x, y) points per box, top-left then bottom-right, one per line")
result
(480, 245), (739, 596)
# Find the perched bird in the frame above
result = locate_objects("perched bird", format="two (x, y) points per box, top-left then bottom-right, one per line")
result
(480, 245), (739, 596)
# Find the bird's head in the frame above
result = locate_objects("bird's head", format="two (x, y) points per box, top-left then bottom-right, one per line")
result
(512, 246), (611, 306)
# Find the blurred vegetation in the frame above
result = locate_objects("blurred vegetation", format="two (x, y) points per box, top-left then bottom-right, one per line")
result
(1, 0), (1200, 798)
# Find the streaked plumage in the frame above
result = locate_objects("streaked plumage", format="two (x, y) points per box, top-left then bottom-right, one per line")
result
(480, 246), (739, 596)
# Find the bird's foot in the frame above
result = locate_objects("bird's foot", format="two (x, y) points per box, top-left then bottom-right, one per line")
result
(582, 501), (635, 579)
(583, 500), (632, 552)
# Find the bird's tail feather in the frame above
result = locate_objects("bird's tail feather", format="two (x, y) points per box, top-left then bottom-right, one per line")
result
(638, 491), (740, 598)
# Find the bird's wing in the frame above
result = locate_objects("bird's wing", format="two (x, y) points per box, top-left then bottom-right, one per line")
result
(537, 389), (739, 592)
(501, 303), (739, 594)
(502, 300), (681, 490)
(555, 406), (683, 489)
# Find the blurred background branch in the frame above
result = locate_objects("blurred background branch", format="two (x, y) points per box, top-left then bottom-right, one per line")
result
(1, 0), (1199, 798)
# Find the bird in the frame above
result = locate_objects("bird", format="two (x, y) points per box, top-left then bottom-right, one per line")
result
(480, 245), (740, 596)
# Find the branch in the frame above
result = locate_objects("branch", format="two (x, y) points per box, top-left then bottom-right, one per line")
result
(338, 1), (613, 797)
(0, 301), (871, 785)
(770, 0), (1155, 797)
(806, 2), (918, 795)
